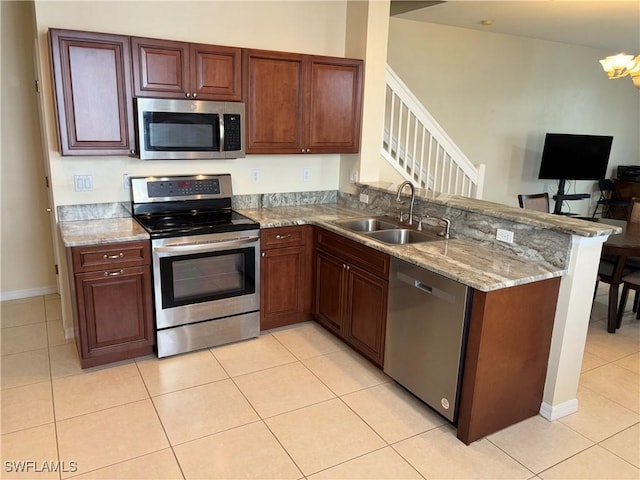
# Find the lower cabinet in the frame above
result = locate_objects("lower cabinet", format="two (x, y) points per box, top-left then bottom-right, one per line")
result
(314, 228), (389, 366)
(260, 226), (313, 330)
(68, 241), (154, 368)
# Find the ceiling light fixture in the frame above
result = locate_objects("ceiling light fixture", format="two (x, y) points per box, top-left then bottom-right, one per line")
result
(599, 53), (640, 89)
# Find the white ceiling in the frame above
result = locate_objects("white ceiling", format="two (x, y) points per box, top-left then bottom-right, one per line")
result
(395, 1), (640, 53)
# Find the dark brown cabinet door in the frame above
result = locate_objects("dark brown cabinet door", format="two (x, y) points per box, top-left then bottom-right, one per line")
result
(261, 246), (308, 330)
(315, 251), (345, 334)
(131, 37), (190, 98)
(243, 50), (305, 153)
(343, 265), (387, 366)
(191, 43), (242, 101)
(49, 29), (135, 155)
(132, 37), (241, 100)
(307, 57), (363, 154)
(74, 266), (154, 368)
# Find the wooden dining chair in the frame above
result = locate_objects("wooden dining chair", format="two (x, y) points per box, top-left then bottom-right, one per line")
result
(628, 197), (640, 223)
(614, 197), (640, 328)
(518, 193), (549, 213)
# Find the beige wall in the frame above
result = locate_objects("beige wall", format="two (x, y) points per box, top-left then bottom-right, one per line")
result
(1, 1), (57, 299)
(387, 18), (640, 214)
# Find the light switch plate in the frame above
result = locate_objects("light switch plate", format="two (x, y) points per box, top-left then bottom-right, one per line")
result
(74, 175), (93, 192)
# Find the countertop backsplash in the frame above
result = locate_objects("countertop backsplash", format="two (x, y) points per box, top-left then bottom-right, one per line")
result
(57, 202), (131, 222)
(232, 190), (337, 209)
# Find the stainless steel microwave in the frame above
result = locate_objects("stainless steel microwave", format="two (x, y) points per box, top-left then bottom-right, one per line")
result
(134, 98), (245, 160)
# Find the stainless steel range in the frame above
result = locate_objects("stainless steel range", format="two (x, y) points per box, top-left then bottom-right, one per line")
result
(131, 174), (260, 357)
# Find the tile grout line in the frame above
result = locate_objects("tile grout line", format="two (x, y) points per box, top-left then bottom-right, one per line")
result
(132, 359), (187, 480)
(43, 295), (63, 480)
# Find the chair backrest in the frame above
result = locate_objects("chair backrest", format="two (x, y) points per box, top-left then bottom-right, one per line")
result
(518, 193), (550, 213)
(629, 197), (640, 224)
(598, 179), (615, 192)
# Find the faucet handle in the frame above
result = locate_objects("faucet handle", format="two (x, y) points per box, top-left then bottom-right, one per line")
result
(416, 215), (429, 231)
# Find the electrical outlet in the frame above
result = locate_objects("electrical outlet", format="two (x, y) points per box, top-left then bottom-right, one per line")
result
(123, 174), (130, 190)
(496, 228), (514, 244)
(302, 168), (311, 182)
(251, 168), (260, 184)
(359, 193), (369, 204)
(74, 175), (93, 192)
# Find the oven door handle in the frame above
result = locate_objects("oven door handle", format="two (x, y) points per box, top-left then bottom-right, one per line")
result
(154, 236), (259, 254)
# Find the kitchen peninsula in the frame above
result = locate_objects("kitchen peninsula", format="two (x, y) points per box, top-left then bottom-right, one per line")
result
(58, 182), (617, 444)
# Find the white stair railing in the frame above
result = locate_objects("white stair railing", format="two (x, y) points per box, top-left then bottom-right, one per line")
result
(382, 65), (485, 199)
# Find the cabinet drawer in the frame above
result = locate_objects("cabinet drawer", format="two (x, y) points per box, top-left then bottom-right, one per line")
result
(316, 228), (389, 279)
(261, 225), (309, 249)
(72, 241), (150, 272)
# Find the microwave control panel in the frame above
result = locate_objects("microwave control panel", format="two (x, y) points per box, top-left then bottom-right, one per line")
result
(224, 114), (242, 151)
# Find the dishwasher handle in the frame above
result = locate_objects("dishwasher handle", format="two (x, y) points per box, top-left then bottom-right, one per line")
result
(397, 272), (456, 303)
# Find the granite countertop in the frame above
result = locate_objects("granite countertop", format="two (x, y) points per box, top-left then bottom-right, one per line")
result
(236, 204), (567, 292)
(59, 218), (149, 247)
(57, 202), (589, 291)
(360, 181), (622, 238)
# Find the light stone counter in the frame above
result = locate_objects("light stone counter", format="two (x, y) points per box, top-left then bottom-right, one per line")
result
(236, 204), (566, 292)
(59, 218), (149, 247)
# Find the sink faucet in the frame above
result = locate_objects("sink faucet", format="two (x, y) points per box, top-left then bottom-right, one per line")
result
(395, 181), (415, 225)
(418, 215), (451, 239)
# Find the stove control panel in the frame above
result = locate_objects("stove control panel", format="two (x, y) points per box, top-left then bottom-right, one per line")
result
(147, 178), (220, 198)
(131, 174), (232, 203)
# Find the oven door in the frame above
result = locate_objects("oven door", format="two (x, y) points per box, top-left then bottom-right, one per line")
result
(152, 231), (260, 329)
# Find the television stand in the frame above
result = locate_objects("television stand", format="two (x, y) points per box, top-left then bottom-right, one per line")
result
(551, 180), (590, 215)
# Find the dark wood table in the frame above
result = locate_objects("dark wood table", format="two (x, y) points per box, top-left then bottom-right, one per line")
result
(599, 219), (640, 332)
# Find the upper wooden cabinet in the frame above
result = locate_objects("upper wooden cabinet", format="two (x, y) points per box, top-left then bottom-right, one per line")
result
(131, 37), (242, 101)
(49, 29), (135, 155)
(243, 49), (363, 154)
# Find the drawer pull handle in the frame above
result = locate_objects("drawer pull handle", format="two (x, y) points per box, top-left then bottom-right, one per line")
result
(104, 269), (124, 277)
(275, 234), (291, 240)
(103, 253), (124, 260)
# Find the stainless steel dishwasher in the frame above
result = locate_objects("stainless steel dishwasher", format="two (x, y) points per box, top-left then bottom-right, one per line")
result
(384, 257), (471, 422)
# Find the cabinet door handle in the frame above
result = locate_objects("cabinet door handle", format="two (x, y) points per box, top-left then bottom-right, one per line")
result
(103, 253), (124, 260)
(192, 92), (197, 98)
(185, 92), (191, 98)
(104, 269), (124, 277)
(275, 234), (291, 240)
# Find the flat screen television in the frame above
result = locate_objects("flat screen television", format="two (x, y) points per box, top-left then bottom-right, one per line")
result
(538, 133), (613, 181)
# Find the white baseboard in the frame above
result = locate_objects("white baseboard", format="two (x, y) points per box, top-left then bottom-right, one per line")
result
(540, 398), (579, 421)
(1, 286), (58, 302)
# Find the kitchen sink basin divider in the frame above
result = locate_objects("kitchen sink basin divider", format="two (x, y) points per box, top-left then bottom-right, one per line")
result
(382, 65), (485, 199)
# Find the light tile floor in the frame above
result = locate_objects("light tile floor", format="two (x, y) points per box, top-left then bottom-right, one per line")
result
(1, 289), (638, 479)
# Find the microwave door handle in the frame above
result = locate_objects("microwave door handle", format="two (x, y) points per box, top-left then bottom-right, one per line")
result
(219, 114), (225, 153)
(154, 236), (259, 254)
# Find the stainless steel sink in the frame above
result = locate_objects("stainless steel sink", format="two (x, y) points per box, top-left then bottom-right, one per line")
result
(365, 229), (439, 245)
(333, 217), (399, 232)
